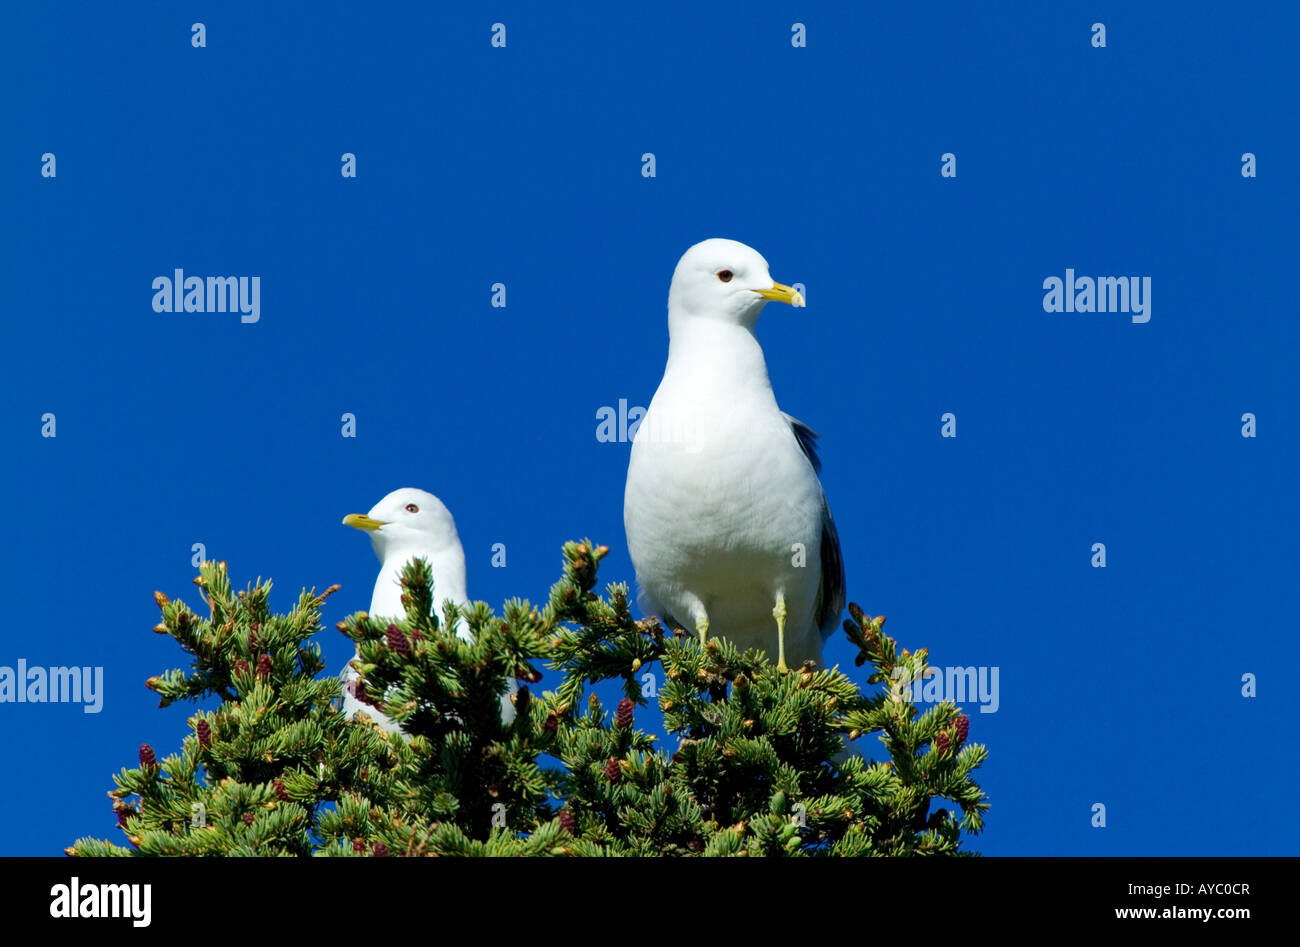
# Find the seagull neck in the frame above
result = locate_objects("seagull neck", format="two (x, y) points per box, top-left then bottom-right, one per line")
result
(665, 318), (771, 387)
(376, 545), (468, 609)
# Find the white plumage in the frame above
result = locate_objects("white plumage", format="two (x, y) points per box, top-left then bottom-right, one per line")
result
(338, 487), (514, 731)
(624, 239), (844, 670)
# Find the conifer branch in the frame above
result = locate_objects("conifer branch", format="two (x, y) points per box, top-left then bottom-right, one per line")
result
(69, 544), (988, 856)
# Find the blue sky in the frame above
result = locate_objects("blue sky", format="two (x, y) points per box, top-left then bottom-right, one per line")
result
(2, 2), (1296, 855)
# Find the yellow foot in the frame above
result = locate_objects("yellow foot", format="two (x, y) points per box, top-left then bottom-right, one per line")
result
(773, 593), (788, 672)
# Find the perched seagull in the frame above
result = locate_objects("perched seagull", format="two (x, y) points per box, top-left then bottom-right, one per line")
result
(338, 487), (515, 731)
(624, 238), (845, 671)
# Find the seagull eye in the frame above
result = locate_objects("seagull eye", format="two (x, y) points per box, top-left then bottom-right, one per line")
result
(717, 270), (734, 283)
(404, 504), (419, 513)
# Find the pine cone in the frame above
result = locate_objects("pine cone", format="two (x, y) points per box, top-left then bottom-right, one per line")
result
(257, 653), (272, 678)
(138, 744), (156, 768)
(386, 624), (410, 656)
(196, 719), (212, 748)
(352, 838), (365, 853)
(243, 812), (255, 825)
(372, 842), (388, 857)
(559, 809), (576, 835)
(274, 779), (290, 802)
(605, 757), (621, 782)
(934, 730), (951, 754)
(544, 713), (559, 734)
(616, 698), (634, 730)
(954, 714), (970, 747)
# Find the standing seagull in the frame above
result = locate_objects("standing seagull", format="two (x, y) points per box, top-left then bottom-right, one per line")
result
(339, 487), (514, 731)
(624, 238), (844, 671)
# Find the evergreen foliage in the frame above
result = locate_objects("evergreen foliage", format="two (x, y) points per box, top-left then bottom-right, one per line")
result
(69, 542), (988, 856)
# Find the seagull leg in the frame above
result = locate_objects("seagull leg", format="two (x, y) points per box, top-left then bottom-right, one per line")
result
(773, 592), (788, 672)
(685, 598), (709, 650)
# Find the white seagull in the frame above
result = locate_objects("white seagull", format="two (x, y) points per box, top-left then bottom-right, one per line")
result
(338, 487), (514, 731)
(624, 238), (845, 671)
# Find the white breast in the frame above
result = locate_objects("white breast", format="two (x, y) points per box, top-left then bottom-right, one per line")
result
(624, 321), (827, 662)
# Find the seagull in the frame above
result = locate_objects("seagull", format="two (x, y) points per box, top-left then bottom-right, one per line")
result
(338, 487), (515, 731)
(624, 238), (845, 672)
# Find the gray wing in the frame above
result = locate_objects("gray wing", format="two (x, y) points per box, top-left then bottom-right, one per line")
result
(783, 413), (846, 639)
(783, 413), (823, 473)
(815, 502), (846, 638)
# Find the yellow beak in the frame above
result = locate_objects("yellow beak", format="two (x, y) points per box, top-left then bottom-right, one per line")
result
(343, 513), (387, 531)
(755, 282), (805, 308)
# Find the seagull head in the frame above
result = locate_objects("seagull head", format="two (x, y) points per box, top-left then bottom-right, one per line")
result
(342, 487), (461, 561)
(667, 238), (804, 327)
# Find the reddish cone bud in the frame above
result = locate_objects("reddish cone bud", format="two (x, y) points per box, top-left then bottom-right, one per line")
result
(544, 714), (559, 734)
(954, 714), (970, 747)
(605, 758), (621, 782)
(196, 719), (212, 748)
(352, 838), (365, 853)
(559, 810), (576, 835)
(257, 653), (272, 678)
(138, 744), (156, 768)
(248, 629), (259, 651)
(372, 842), (389, 857)
(934, 730), (951, 754)
(353, 680), (376, 707)
(274, 779), (290, 802)
(616, 698), (634, 730)
(235, 659), (249, 676)
(386, 624), (410, 656)
(243, 812), (254, 825)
